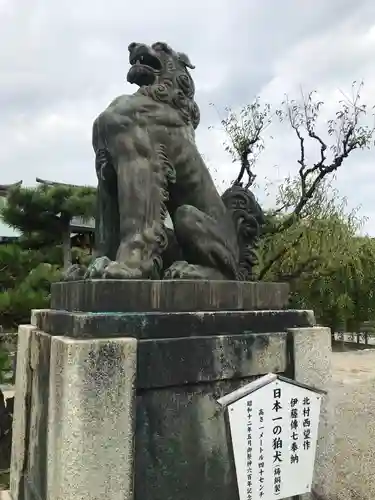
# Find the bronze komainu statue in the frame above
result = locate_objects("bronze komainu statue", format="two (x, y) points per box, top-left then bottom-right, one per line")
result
(65, 41), (264, 281)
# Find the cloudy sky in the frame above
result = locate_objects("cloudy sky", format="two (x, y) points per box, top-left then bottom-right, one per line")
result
(1, 0), (375, 233)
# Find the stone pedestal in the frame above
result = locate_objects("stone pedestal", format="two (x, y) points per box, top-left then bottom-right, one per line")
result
(10, 280), (333, 500)
(10, 328), (137, 500)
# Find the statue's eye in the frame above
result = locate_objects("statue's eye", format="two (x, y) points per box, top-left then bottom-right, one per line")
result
(152, 42), (171, 54)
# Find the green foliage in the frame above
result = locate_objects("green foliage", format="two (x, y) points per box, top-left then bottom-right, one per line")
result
(0, 244), (44, 291)
(0, 258), (61, 330)
(289, 235), (375, 332)
(1, 183), (96, 270)
(210, 98), (272, 187)
(250, 172), (374, 329)
(1, 184), (96, 236)
(257, 178), (362, 276)
(0, 183), (95, 329)
(255, 179), (375, 331)
(0, 346), (11, 384)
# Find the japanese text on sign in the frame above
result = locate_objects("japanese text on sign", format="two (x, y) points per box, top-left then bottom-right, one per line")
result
(223, 374), (323, 500)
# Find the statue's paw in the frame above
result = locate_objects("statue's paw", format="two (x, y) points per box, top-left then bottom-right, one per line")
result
(84, 256), (112, 279)
(102, 261), (143, 279)
(63, 263), (87, 282)
(83, 256), (158, 279)
(163, 261), (225, 280)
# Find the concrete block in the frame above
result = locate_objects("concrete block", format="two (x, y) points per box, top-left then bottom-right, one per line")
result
(135, 331), (289, 500)
(51, 279), (289, 313)
(10, 325), (35, 500)
(26, 330), (52, 499)
(32, 308), (315, 339)
(289, 326), (335, 500)
(47, 335), (137, 500)
(30, 310), (50, 327)
(137, 332), (288, 388)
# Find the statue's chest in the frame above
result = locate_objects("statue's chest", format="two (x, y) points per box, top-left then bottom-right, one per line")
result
(100, 94), (183, 132)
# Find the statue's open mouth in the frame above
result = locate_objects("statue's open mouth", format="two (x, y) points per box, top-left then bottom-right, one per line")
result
(127, 47), (162, 87)
(130, 52), (162, 70)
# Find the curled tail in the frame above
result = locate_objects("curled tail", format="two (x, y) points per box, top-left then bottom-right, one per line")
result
(221, 184), (265, 281)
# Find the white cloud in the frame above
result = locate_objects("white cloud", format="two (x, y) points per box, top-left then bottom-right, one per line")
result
(254, 3), (375, 234)
(1, 0), (375, 234)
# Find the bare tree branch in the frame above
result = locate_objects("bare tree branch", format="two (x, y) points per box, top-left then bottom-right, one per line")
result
(268, 81), (375, 236)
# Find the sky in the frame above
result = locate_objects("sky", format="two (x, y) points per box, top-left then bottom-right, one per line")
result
(1, 0), (375, 233)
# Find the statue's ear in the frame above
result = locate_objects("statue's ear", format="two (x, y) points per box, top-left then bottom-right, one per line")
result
(177, 52), (195, 69)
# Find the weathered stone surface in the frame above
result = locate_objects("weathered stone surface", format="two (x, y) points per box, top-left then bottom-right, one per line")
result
(0, 388), (13, 473)
(134, 325), (332, 500)
(10, 325), (35, 500)
(135, 375), (287, 500)
(47, 336), (137, 500)
(9, 321), (333, 500)
(0, 332), (17, 384)
(25, 330), (51, 500)
(138, 332), (287, 389)
(51, 279), (289, 313)
(289, 326), (335, 500)
(33, 308), (314, 339)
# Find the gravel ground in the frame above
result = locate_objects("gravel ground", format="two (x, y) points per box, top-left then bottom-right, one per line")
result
(331, 349), (375, 499)
(0, 488), (10, 499)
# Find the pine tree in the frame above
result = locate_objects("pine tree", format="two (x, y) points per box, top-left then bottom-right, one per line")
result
(1, 183), (96, 270)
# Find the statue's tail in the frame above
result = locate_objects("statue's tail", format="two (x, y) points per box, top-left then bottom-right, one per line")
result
(221, 184), (265, 281)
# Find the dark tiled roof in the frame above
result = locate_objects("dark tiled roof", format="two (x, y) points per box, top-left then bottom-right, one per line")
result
(0, 181), (22, 197)
(35, 177), (94, 189)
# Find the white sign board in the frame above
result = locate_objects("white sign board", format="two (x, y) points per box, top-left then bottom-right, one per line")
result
(218, 374), (324, 500)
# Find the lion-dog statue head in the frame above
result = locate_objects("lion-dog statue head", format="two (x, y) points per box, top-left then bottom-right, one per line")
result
(126, 41), (200, 129)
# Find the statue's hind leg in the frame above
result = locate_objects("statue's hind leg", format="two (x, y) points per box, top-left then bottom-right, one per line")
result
(164, 205), (239, 280)
(164, 137), (240, 281)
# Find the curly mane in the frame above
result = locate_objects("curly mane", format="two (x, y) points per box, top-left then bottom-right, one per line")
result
(137, 55), (201, 129)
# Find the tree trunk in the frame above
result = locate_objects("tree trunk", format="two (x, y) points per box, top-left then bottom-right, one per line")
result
(62, 227), (72, 271)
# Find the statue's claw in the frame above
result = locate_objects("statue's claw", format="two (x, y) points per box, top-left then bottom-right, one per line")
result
(102, 261), (143, 279)
(63, 263), (87, 282)
(83, 256), (112, 279)
(164, 261), (226, 280)
(83, 256), (143, 279)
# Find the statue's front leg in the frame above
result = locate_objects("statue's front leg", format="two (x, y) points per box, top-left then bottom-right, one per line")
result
(66, 121), (122, 281)
(78, 149), (121, 281)
(95, 148), (120, 262)
(99, 144), (173, 279)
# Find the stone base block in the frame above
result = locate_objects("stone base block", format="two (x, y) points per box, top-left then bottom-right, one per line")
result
(32, 308), (315, 339)
(10, 325), (35, 500)
(51, 279), (289, 312)
(10, 301), (332, 500)
(289, 326), (335, 500)
(10, 330), (137, 500)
